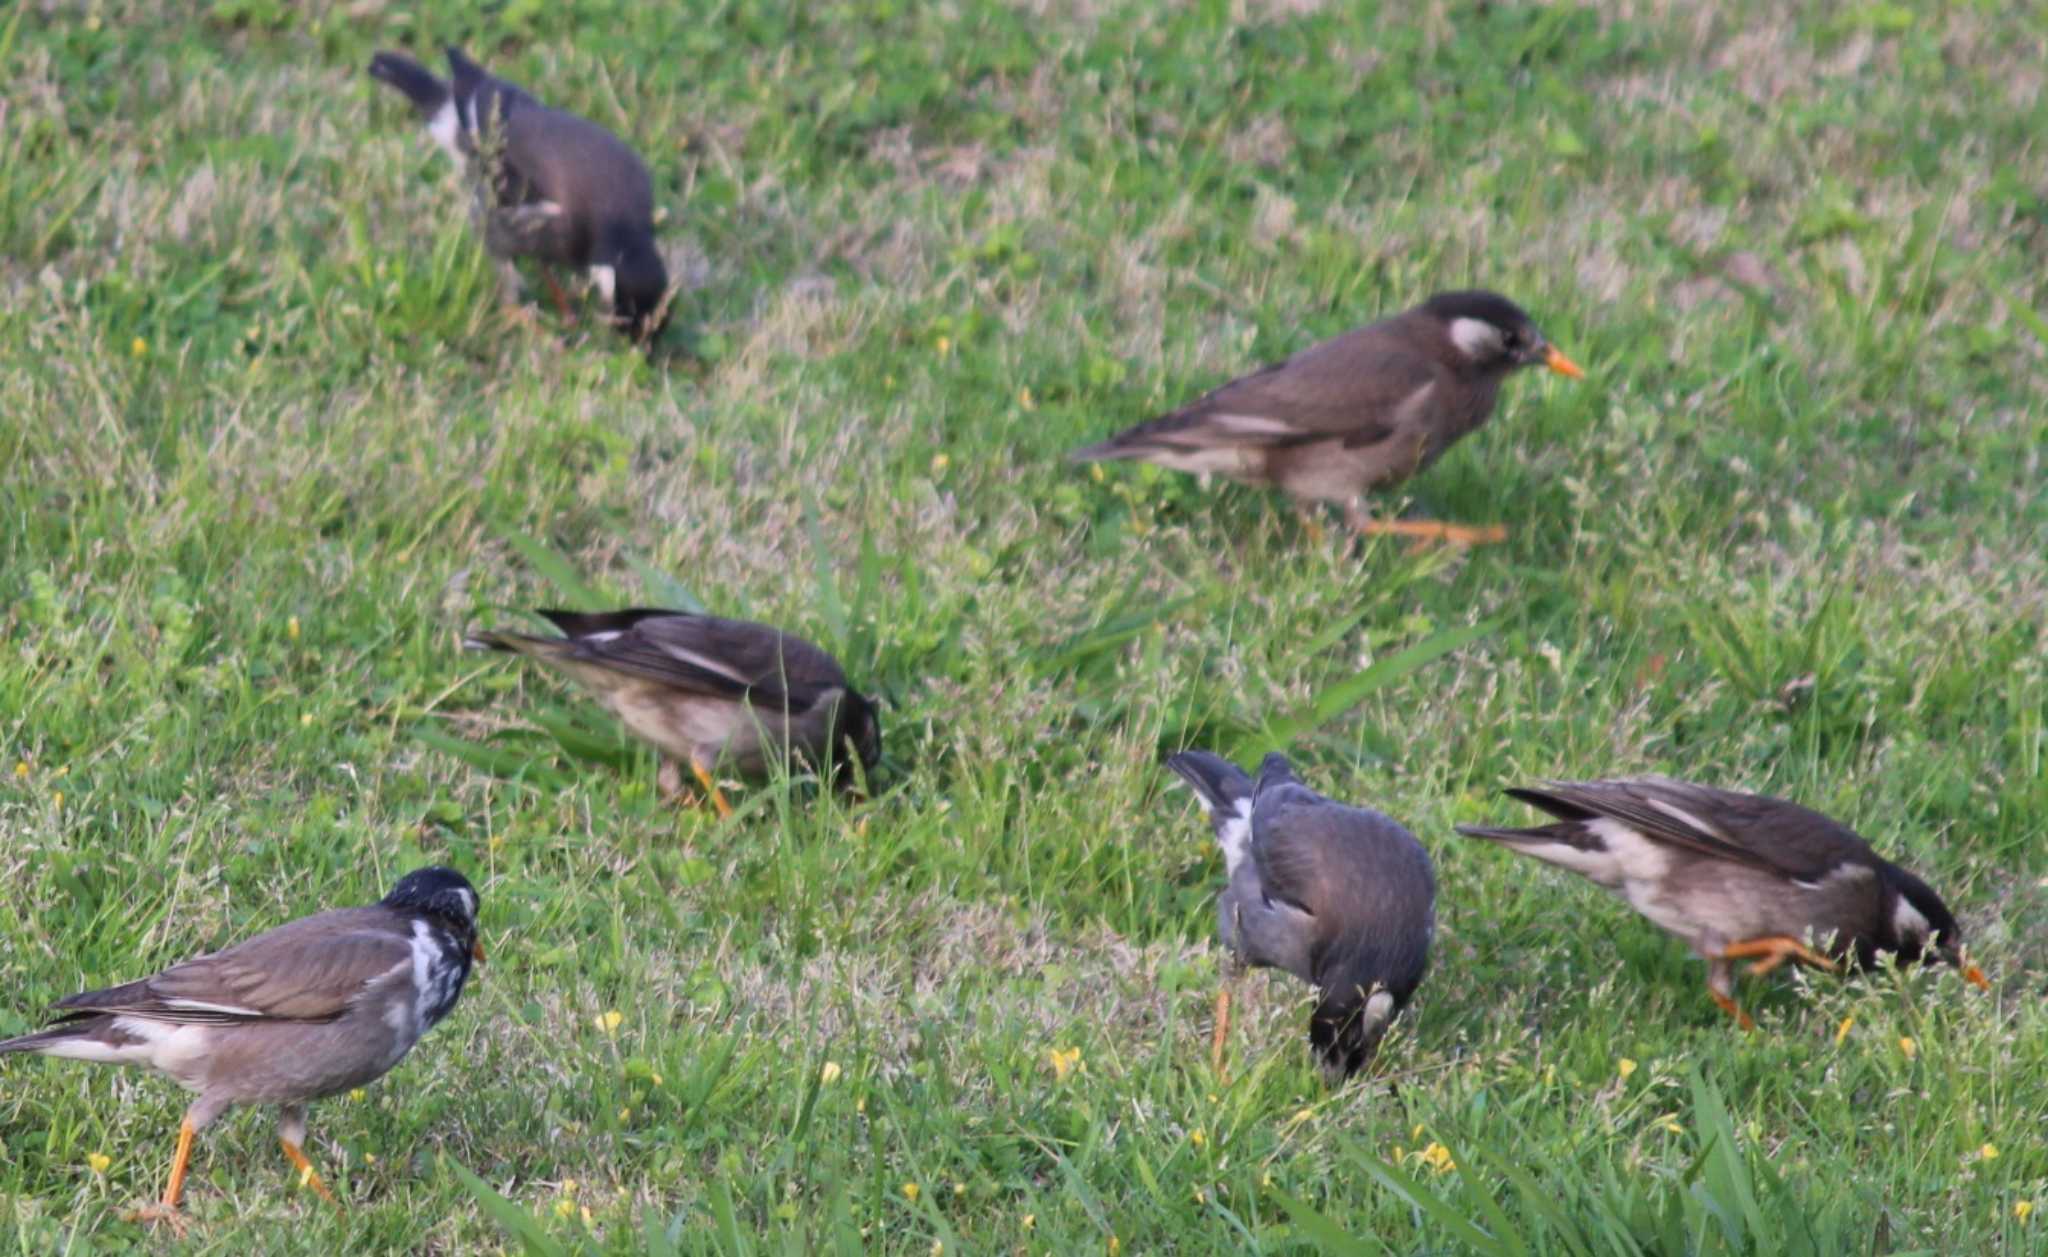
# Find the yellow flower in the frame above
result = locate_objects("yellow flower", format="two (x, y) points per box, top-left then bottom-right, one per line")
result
(362, 1152), (376, 1166)
(348, 1089), (367, 1102)
(1019, 387), (1035, 411)
(1190, 1129), (1206, 1147)
(13, 761), (28, 779)
(1108, 1237), (1121, 1256)
(935, 336), (952, 357)
(1193, 1187), (1207, 1204)
(1287, 1107), (1315, 1126)
(819, 1060), (843, 1085)
(597, 1010), (623, 1036)
(1898, 1037), (1917, 1060)
(1022, 1213), (1036, 1231)
(562, 1178), (578, 1193)
(1048, 1046), (1082, 1081)
(1089, 462), (1105, 482)
(1411, 1123), (1426, 1140)
(2016, 1200), (2034, 1222)
(554, 1199), (576, 1220)
(856, 1095), (866, 1114)
(901, 1182), (919, 1202)
(1980, 1144), (1999, 1161)
(86, 1152), (111, 1175)
(1260, 1172), (1273, 1190)
(51, 791), (63, 809)
(930, 453), (950, 475)
(131, 338), (148, 358)
(581, 1206), (594, 1226)
(929, 1243), (943, 1257)
(952, 1181), (966, 1197)
(1418, 1143), (1455, 1173)
(618, 1107), (632, 1122)
(1617, 1057), (1637, 1080)
(1662, 1118), (1684, 1135)
(300, 712), (314, 726)
(1835, 1016), (1854, 1046)
(287, 616), (301, 641)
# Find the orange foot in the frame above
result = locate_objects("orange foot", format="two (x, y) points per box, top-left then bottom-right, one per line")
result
(281, 1139), (339, 1205)
(1709, 989), (1756, 1032)
(122, 1202), (191, 1238)
(1355, 519), (1509, 547)
(1723, 935), (1837, 979)
(691, 759), (734, 820)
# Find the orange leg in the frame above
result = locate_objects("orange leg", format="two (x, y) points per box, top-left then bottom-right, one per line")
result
(1961, 962), (1990, 991)
(122, 1119), (196, 1233)
(541, 270), (577, 324)
(1723, 935), (1837, 978)
(691, 758), (734, 819)
(1354, 518), (1508, 546)
(281, 1138), (339, 1205)
(1210, 984), (1233, 1079)
(1709, 989), (1757, 1032)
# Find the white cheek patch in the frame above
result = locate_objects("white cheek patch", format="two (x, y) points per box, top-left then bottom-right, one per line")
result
(426, 100), (463, 161)
(1217, 797), (1254, 877)
(590, 264), (618, 304)
(1891, 895), (1932, 942)
(1361, 989), (1397, 1029)
(1447, 317), (1505, 360)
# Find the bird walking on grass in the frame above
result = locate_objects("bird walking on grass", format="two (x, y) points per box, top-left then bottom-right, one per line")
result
(1072, 291), (1583, 545)
(1457, 777), (1990, 1028)
(0, 868), (483, 1233)
(1167, 750), (1435, 1084)
(464, 608), (882, 816)
(367, 45), (670, 340)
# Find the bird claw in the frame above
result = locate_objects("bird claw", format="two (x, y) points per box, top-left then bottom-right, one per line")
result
(122, 1203), (191, 1238)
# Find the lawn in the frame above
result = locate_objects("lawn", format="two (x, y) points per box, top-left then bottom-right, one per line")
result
(2, 0), (2045, 1252)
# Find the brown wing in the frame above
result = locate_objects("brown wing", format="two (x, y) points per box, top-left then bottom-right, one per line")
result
(50, 907), (414, 1026)
(1078, 323), (1443, 461)
(503, 105), (655, 225)
(1515, 778), (1875, 883)
(538, 610), (850, 711)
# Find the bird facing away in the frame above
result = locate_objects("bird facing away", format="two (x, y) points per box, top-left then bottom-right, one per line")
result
(0, 867), (483, 1230)
(464, 608), (882, 816)
(1457, 778), (1989, 1028)
(1072, 291), (1583, 545)
(367, 46), (669, 340)
(1167, 751), (1436, 1084)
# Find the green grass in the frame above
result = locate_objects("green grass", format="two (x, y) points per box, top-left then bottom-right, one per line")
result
(3, 0), (2046, 1251)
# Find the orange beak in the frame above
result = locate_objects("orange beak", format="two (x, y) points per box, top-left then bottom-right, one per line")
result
(1543, 345), (1585, 379)
(1962, 963), (1989, 991)
(472, 938), (487, 965)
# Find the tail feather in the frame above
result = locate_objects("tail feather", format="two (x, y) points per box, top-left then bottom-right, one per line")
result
(1454, 821), (1572, 845)
(1, 1015), (104, 1056)
(462, 629), (564, 656)
(1164, 750), (1252, 816)
(1068, 436), (1149, 464)
(367, 51), (449, 113)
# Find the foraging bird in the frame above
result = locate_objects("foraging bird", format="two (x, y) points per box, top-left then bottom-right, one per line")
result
(0, 867), (483, 1230)
(367, 46), (669, 340)
(1167, 751), (1435, 1083)
(1071, 291), (1583, 544)
(464, 608), (882, 816)
(1457, 778), (1991, 1028)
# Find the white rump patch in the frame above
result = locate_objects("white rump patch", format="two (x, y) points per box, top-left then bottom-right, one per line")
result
(1447, 316), (1505, 360)
(427, 100), (463, 161)
(1217, 797), (1254, 877)
(1890, 895), (1932, 942)
(590, 264), (618, 304)
(1139, 445), (1257, 477)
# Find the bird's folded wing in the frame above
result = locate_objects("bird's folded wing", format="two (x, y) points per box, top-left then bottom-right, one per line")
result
(1519, 779), (1857, 882)
(52, 916), (414, 1025)
(1151, 335), (1441, 448)
(561, 617), (847, 712)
